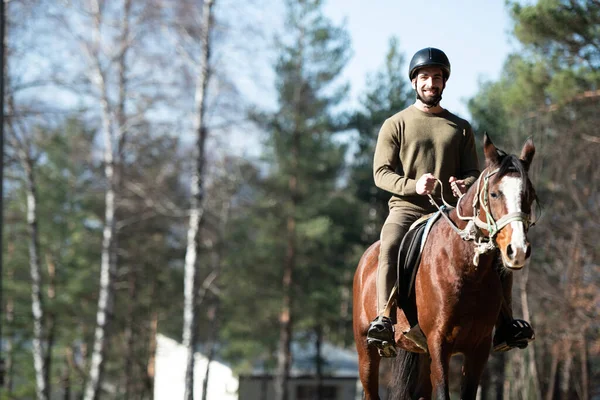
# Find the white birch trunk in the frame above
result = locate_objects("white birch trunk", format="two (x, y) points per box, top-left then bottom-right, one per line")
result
(5, 27), (47, 395)
(84, 1), (130, 397)
(84, 96), (116, 400)
(24, 162), (48, 400)
(182, 1), (215, 399)
(7, 85), (48, 395)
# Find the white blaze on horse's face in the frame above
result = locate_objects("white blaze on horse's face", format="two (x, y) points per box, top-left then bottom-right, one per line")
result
(499, 175), (531, 269)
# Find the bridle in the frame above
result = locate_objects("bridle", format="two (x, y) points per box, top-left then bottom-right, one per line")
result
(459, 168), (532, 237)
(429, 167), (534, 265)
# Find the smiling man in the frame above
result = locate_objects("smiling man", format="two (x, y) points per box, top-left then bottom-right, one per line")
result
(366, 47), (535, 356)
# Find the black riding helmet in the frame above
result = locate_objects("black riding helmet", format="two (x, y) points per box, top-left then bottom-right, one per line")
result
(408, 47), (451, 81)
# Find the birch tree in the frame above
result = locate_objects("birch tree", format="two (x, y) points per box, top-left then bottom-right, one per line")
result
(45, 0), (154, 396)
(3, 2), (51, 397)
(174, 0), (217, 398)
(80, 2), (132, 397)
(5, 118), (48, 400)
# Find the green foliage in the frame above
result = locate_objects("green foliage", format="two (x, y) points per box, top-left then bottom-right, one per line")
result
(3, 117), (101, 396)
(2, 116), (192, 397)
(470, 0), (600, 395)
(222, 0), (355, 370)
(510, 0), (600, 70)
(472, 0), (600, 143)
(347, 37), (413, 244)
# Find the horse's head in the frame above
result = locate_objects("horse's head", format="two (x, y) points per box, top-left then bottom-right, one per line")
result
(478, 133), (536, 270)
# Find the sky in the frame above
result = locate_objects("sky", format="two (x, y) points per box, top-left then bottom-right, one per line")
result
(321, 0), (521, 119)
(223, 0), (523, 157)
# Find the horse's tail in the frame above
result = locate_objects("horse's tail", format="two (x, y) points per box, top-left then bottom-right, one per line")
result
(388, 348), (420, 400)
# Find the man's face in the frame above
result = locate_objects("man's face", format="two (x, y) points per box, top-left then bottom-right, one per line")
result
(412, 66), (445, 107)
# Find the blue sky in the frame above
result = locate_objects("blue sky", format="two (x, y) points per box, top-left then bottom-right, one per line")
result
(223, 0), (523, 156)
(322, 0), (520, 119)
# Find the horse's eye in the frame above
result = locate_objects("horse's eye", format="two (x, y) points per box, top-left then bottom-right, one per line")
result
(490, 192), (499, 199)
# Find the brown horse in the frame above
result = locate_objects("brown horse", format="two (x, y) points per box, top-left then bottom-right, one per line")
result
(353, 134), (537, 400)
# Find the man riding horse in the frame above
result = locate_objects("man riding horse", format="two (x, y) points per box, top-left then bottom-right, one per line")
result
(367, 47), (535, 356)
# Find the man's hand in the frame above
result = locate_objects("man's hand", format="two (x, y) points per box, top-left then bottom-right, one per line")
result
(449, 176), (466, 197)
(416, 173), (437, 195)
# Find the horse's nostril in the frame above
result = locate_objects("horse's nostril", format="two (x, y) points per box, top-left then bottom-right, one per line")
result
(506, 244), (514, 259)
(525, 244), (531, 259)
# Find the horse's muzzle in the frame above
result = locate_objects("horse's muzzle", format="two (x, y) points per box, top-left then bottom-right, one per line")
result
(502, 242), (531, 270)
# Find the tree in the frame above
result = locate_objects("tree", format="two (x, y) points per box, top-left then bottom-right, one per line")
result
(79, 2), (133, 397)
(250, 1), (352, 398)
(165, 0), (218, 398)
(0, 0), (5, 386)
(115, 130), (190, 399)
(5, 117), (48, 400)
(469, 1), (600, 398)
(40, 1), (180, 397)
(510, 0), (600, 74)
(2, 115), (102, 399)
(348, 37), (413, 246)
(3, 2), (62, 397)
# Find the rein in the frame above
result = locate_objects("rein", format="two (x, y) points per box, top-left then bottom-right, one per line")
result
(427, 168), (532, 265)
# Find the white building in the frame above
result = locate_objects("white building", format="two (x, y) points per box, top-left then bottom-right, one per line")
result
(154, 334), (360, 400)
(154, 334), (238, 400)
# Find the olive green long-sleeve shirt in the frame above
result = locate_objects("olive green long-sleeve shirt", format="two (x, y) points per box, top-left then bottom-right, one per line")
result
(373, 105), (480, 213)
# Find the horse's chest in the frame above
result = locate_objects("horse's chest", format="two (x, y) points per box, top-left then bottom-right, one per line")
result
(451, 277), (503, 330)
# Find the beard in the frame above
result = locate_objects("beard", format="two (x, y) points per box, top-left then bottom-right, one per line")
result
(416, 87), (443, 107)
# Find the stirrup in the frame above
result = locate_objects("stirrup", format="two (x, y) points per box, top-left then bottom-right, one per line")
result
(493, 319), (535, 352)
(367, 316), (397, 357)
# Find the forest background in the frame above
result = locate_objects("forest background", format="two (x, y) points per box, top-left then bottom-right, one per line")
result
(1, 0), (598, 399)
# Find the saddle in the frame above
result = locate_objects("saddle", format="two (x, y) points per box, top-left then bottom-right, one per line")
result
(396, 212), (441, 310)
(394, 211), (442, 351)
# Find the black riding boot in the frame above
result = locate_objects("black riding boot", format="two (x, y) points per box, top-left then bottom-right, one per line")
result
(493, 319), (535, 352)
(367, 315), (397, 357)
(493, 271), (535, 351)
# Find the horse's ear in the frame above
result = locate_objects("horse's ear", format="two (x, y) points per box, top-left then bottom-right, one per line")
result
(483, 132), (499, 167)
(520, 136), (535, 171)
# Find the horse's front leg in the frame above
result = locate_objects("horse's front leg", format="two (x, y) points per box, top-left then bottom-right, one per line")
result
(460, 338), (492, 400)
(427, 332), (452, 400)
(355, 338), (382, 400)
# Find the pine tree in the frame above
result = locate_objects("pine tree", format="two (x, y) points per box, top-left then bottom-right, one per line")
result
(348, 37), (413, 246)
(250, 1), (351, 398)
(469, 1), (600, 397)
